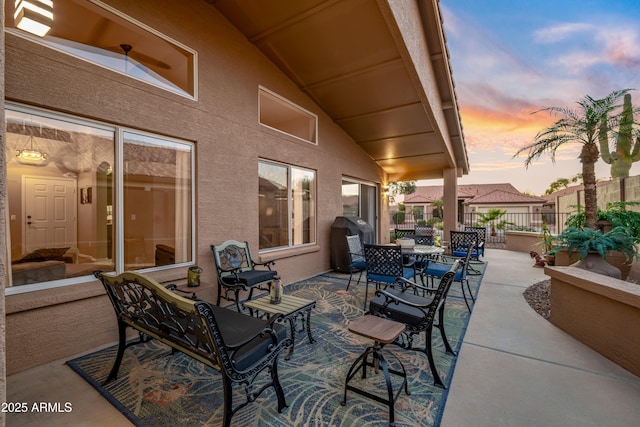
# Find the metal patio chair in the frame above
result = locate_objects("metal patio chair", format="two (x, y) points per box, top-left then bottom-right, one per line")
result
(424, 232), (476, 311)
(346, 234), (367, 290)
(368, 260), (461, 388)
(211, 240), (277, 311)
(363, 244), (415, 310)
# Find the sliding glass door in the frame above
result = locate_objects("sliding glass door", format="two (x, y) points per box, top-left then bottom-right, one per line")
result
(341, 178), (377, 241)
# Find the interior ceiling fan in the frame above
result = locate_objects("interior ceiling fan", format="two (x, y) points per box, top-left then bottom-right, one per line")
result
(108, 43), (172, 70)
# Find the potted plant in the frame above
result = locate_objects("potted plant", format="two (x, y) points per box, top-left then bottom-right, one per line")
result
(540, 223), (555, 265)
(550, 226), (640, 279)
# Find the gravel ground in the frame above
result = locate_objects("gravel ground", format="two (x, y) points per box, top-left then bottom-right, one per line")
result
(523, 280), (551, 320)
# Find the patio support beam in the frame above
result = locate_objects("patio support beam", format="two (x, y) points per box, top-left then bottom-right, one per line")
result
(443, 167), (458, 244)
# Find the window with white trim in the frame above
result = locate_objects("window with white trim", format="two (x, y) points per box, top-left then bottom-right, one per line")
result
(5, 0), (197, 99)
(258, 160), (316, 250)
(5, 105), (195, 294)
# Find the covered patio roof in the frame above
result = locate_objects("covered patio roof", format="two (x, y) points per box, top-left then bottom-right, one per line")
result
(210, 0), (469, 182)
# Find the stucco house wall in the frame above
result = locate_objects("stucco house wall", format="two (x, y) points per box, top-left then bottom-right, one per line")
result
(625, 175), (640, 203)
(4, 0), (387, 373)
(467, 204), (531, 215)
(555, 176), (640, 217)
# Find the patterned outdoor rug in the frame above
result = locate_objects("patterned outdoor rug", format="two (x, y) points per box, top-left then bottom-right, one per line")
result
(67, 265), (486, 427)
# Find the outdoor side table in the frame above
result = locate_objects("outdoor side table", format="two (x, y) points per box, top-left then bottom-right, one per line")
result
(341, 315), (409, 426)
(242, 294), (316, 360)
(165, 281), (216, 301)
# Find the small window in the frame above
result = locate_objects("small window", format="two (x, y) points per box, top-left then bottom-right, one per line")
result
(5, 0), (197, 99)
(259, 86), (317, 143)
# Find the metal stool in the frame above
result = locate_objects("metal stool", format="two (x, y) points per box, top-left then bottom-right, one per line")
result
(341, 315), (409, 426)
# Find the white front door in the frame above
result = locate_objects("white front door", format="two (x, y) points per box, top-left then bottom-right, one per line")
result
(23, 176), (77, 252)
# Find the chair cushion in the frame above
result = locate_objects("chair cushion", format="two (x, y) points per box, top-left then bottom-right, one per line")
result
(351, 259), (367, 270)
(221, 269), (277, 287)
(369, 289), (433, 326)
(368, 267), (414, 284)
(402, 266), (416, 279)
(425, 263), (464, 281)
(453, 249), (479, 258)
(211, 304), (287, 371)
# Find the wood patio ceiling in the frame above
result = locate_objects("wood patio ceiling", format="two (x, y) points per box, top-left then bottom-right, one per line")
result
(210, 0), (469, 182)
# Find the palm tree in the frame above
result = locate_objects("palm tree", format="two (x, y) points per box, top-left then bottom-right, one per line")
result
(476, 208), (513, 236)
(431, 198), (443, 219)
(514, 89), (631, 229)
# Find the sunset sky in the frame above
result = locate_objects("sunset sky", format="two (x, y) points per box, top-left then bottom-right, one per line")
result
(435, 0), (640, 195)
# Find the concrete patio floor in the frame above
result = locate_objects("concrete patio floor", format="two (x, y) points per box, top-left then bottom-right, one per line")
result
(6, 249), (640, 426)
(440, 249), (640, 427)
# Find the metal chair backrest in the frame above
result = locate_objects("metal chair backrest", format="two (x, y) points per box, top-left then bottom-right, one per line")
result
(415, 224), (434, 236)
(346, 234), (364, 263)
(407, 234), (434, 245)
(212, 239), (254, 278)
(394, 228), (415, 239)
(425, 260), (460, 323)
(465, 226), (486, 248)
(450, 231), (477, 252)
(364, 244), (404, 279)
(450, 231), (476, 274)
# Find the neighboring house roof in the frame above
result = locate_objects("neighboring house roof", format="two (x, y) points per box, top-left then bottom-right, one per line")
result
(458, 183), (522, 200)
(214, 1), (468, 181)
(465, 189), (546, 205)
(404, 183), (529, 204)
(403, 186), (445, 203)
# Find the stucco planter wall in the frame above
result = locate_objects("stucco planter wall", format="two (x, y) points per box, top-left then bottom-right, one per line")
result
(505, 231), (542, 253)
(545, 266), (640, 377)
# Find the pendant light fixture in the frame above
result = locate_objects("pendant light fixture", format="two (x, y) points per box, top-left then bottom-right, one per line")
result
(16, 134), (48, 166)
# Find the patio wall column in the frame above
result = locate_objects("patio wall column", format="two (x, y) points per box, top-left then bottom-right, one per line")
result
(443, 168), (458, 244)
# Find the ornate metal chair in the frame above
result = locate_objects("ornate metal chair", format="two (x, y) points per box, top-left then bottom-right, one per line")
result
(424, 232), (476, 311)
(211, 240), (277, 311)
(400, 234), (436, 280)
(363, 244), (415, 310)
(450, 230), (482, 259)
(368, 260), (460, 388)
(464, 226), (486, 260)
(345, 234), (367, 290)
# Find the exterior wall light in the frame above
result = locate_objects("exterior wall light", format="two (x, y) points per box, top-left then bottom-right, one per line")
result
(14, 0), (54, 37)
